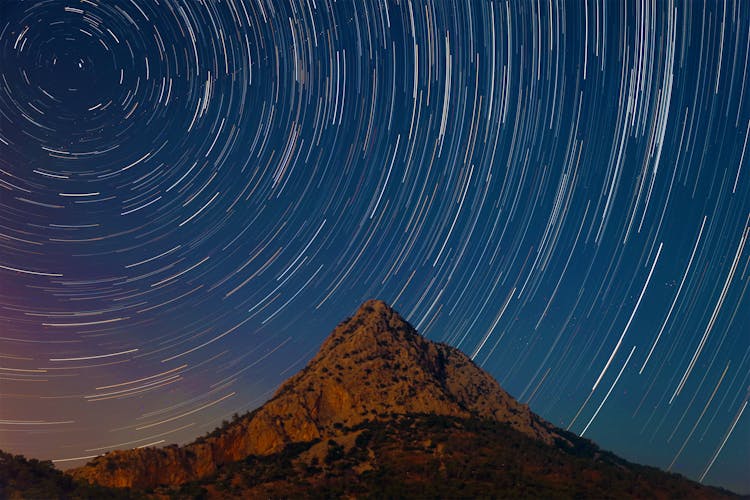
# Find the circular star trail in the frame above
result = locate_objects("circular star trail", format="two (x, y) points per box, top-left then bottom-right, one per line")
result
(1, 0), (748, 492)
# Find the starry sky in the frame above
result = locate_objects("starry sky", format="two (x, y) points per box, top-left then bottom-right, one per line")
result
(1, 0), (749, 493)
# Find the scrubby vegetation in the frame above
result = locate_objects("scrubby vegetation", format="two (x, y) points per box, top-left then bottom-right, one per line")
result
(154, 414), (736, 499)
(0, 450), (140, 499)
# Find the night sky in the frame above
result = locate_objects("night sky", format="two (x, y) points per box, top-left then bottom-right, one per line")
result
(1, 0), (749, 493)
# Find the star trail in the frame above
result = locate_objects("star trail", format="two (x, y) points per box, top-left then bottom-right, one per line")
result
(0, 0), (748, 493)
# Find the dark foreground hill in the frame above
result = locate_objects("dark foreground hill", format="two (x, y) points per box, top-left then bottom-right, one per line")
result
(2, 300), (739, 499)
(0, 450), (137, 499)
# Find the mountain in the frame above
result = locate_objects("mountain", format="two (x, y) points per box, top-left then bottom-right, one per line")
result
(68, 300), (563, 490)
(47, 300), (738, 498)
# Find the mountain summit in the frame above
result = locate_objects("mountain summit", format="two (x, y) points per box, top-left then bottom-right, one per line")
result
(65, 301), (735, 498)
(290, 299), (560, 442)
(70, 300), (559, 488)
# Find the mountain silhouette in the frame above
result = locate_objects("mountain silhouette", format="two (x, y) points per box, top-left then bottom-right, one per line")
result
(4, 300), (737, 498)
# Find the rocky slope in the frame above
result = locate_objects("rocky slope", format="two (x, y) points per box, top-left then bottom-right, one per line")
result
(70, 300), (564, 489)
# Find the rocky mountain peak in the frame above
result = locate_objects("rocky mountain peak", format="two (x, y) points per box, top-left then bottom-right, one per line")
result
(316, 299), (422, 352)
(300, 299), (434, 381)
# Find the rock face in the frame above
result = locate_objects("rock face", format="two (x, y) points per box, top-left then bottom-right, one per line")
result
(70, 300), (562, 489)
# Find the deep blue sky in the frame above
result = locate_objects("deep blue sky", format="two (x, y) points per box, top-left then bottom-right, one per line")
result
(1, 0), (748, 493)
